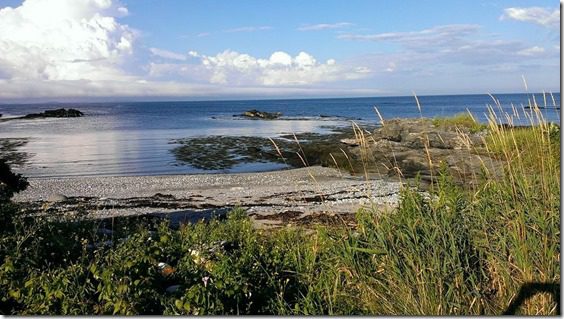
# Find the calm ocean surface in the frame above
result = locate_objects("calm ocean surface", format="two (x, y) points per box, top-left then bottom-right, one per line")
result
(0, 93), (560, 178)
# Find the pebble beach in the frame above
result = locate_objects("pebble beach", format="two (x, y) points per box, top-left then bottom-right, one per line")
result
(14, 166), (402, 227)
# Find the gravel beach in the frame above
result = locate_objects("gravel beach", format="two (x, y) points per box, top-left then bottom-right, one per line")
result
(14, 166), (402, 227)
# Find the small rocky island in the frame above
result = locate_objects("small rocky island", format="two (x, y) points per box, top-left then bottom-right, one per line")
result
(239, 109), (282, 120)
(0, 108), (84, 122)
(23, 108), (84, 119)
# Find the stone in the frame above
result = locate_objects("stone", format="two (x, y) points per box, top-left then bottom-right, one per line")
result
(47, 193), (68, 202)
(340, 138), (360, 146)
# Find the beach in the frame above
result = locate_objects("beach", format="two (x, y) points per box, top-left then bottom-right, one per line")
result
(14, 166), (402, 228)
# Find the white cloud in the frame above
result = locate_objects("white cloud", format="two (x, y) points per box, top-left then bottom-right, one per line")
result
(191, 26), (271, 39)
(149, 50), (370, 86)
(149, 48), (187, 61)
(501, 7), (559, 28)
(337, 24), (481, 48)
(224, 26), (272, 33)
(517, 46), (545, 56)
(0, 0), (135, 81)
(385, 62), (396, 73)
(117, 6), (128, 16)
(297, 22), (353, 31)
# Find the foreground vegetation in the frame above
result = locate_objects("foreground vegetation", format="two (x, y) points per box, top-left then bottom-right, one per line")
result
(0, 106), (560, 315)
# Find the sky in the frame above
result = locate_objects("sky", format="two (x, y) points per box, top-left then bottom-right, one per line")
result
(0, 0), (560, 102)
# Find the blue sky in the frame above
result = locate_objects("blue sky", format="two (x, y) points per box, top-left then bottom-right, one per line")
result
(0, 0), (560, 101)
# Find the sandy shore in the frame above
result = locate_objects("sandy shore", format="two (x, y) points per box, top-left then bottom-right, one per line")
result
(14, 166), (402, 227)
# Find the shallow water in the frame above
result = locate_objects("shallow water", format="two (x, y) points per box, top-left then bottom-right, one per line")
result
(0, 93), (559, 178)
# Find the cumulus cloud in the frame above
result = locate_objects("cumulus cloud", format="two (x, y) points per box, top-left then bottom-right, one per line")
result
(0, 0), (135, 82)
(149, 50), (370, 86)
(501, 7), (560, 28)
(297, 22), (353, 31)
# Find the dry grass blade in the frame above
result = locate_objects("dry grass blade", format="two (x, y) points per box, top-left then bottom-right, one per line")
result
(329, 153), (343, 178)
(413, 91), (422, 115)
(374, 106), (385, 126)
(340, 148), (356, 175)
(268, 137), (286, 163)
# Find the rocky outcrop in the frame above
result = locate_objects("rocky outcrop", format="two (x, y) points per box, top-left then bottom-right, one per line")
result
(22, 108), (84, 119)
(240, 109), (282, 120)
(346, 118), (500, 185)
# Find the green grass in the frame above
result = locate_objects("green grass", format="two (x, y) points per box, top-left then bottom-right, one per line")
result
(0, 108), (559, 315)
(432, 112), (487, 133)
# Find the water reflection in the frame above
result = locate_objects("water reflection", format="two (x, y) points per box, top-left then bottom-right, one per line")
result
(2, 117), (349, 178)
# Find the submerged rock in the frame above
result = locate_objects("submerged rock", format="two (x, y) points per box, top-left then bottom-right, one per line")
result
(170, 128), (360, 171)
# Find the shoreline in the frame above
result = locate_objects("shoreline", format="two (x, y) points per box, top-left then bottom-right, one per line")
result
(14, 166), (402, 228)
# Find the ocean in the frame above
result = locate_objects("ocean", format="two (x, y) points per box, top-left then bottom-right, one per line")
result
(0, 93), (560, 178)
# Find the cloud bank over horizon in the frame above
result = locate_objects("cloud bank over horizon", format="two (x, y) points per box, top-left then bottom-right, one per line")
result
(0, 0), (559, 102)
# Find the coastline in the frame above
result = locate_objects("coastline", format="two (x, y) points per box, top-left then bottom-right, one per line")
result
(14, 166), (402, 228)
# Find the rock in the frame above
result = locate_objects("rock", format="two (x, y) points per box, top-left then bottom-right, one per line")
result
(23, 108), (84, 119)
(47, 193), (68, 202)
(340, 138), (359, 147)
(240, 109), (282, 120)
(345, 117), (500, 186)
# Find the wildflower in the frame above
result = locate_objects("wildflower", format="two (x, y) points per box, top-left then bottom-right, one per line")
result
(202, 276), (210, 287)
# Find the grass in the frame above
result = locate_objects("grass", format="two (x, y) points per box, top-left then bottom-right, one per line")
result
(432, 112), (487, 133)
(0, 102), (560, 315)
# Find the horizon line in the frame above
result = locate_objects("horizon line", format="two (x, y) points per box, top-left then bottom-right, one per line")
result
(0, 90), (560, 106)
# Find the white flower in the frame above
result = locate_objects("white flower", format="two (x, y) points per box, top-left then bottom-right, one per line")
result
(202, 276), (210, 287)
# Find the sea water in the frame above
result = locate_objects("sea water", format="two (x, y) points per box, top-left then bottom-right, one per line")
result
(0, 93), (560, 178)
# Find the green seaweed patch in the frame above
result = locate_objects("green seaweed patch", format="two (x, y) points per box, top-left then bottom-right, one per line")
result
(170, 127), (365, 171)
(171, 136), (288, 170)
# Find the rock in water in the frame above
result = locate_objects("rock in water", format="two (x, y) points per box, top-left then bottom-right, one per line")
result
(241, 109), (282, 120)
(23, 108), (84, 119)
